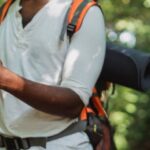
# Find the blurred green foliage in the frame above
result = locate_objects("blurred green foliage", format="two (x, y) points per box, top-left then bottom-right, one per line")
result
(0, 0), (150, 149)
(99, 0), (150, 149)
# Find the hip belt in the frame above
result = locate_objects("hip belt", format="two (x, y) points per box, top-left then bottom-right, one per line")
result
(0, 121), (86, 150)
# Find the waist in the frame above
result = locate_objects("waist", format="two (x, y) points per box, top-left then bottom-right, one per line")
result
(0, 97), (77, 137)
(0, 135), (48, 150)
(0, 121), (85, 150)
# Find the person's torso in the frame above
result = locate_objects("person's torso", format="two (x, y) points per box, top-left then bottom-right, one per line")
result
(0, 0), (76, 138)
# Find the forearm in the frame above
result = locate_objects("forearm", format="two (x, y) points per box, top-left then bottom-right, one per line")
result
(1, 67), (84, 118)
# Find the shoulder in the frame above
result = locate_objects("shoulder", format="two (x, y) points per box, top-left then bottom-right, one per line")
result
(84, 6), (105, 25)
(76, 5), (105, 37)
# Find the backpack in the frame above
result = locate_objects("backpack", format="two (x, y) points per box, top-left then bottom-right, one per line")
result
(0, 0), (115, 150)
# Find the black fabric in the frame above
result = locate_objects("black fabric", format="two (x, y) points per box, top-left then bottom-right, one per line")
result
(85, 113), (103, 149)
(0, 135), (47, 150)
(97, 42), (150, 92)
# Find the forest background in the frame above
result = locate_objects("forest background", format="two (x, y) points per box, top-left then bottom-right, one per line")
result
(100, 0), (150, 150)
(0, 0), (150, 150)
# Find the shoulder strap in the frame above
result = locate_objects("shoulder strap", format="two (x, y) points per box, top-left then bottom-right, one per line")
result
(67, 0), (98, 40)
(0, 0), (15, 24)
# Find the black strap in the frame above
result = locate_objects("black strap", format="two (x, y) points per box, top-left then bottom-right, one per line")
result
(0, 121), (87, 150)
(0, 136), (47, 150)
(47, 120), (87, 141)
(59, 7), (70, 41)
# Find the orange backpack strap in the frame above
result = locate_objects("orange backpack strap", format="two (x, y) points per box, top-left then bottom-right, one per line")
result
(0, 0), (15, 24)
(80, 107), (95, 120)
(66, 0), (98, 39)
(92, 88), (107, 117)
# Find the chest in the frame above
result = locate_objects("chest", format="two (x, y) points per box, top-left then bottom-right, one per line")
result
(0, 0), (71, 54)
(0, 0), (70, 56)
(19, 0), (49, 27)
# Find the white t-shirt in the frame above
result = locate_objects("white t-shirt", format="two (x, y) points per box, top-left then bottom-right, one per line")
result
(0, 0), (106, 138)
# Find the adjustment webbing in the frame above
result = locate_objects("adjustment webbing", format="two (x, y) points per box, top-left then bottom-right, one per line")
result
(47, 120), (87, 141)
(0, 121), (87, 150)
(71, 0), (92, 25)
(67, 0), (93, 39)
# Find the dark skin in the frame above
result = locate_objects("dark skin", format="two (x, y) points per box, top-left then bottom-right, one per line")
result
(19, 0), (49, 27)
(0, 0), (84, 118)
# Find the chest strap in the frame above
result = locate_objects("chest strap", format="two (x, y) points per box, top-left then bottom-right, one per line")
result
(0, 121), (86, 150)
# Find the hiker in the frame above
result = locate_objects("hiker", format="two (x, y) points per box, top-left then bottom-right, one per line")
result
(0, 0), (106, 149)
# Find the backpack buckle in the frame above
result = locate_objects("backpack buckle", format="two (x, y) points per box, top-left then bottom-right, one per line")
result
(67, 23), (76, 39)
(2, 136), (30, 150)
(85, 113), (103, 149)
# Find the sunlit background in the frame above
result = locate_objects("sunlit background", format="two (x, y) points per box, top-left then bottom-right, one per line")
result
(100, 0), (150, 150)
(0, 0), (150, 150)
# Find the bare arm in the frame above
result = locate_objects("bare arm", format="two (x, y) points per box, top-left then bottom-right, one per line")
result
(0, 65), (84, 118)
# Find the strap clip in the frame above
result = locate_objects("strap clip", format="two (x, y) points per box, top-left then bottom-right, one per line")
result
(1, 136), (30, 150)
(67, 23), (76, 39)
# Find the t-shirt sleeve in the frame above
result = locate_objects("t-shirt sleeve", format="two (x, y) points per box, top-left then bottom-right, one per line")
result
(60, 6), (106, 106)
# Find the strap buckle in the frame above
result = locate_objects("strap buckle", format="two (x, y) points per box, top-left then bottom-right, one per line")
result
(2, 136), (30, 150)
(0, 135), (4, 147)
(67, 23), (76, 39)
